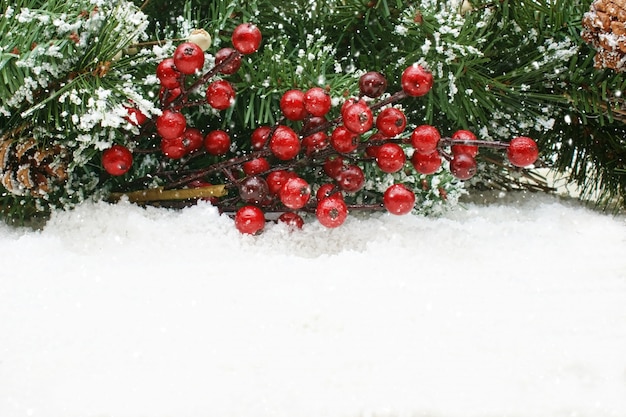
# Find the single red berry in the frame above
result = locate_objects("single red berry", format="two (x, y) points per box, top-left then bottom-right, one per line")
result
(401, 64), (433, 97)
(173, 42), (205, 75)
(278, 211), (304, 229)
(234, 205), (265, 235)
(507, 136), (539, 167)
(383, 184), (416, 215)
(341, 99), (373, 134)
(450, 153), (477, 180)
(206, 80), (236, 110)
(451, 129), (478, 157)
(269, 125), (300, 160)
(204, 129), (231, 155)
(156, 58), (181, 89)
(280, 89), (307, 121)
(239, 175), (269, 204)
(156, 109), (186, 140)
(266, 170), (297, 195)
(411, 150), (442, 175)
(102, 145), (133, 176)
(232, 23), (262, 54)
(242, 157), (271, 176)
(323, 155), (346, 179)
(316, 183), (338, 201)
(358, 71), (387, 98)
(251, 126), (271, 149)
(302, 131), (329, 155)
(376, 142), (406, 173)
(316, 195), (348, 228)
(160, 86), (183, 106)
(411, 125), (441, 154)
(181, 127), (204, 154)
(336, 164), (365, 192)
(160, 136), (187, 159)
(124, 106), (147, 126)
(279, 176), (311, 209)
(376, 107), (407, 137)
(215, 47), (242, 75)
(330, 125), (359, 153)
(304, 86), (332, 117)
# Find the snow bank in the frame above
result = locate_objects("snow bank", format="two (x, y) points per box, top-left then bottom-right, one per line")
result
(1, 193), (625, 417)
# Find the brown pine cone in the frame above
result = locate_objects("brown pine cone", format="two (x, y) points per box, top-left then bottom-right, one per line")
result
(582, 0), (626, 71)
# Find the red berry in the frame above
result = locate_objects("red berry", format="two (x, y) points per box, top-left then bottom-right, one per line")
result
(242, 157), (270, 176)
(316, 183), (337, 201)
(239, 175), (269, 204)
(156, 110), (186, 140)
(411, 125), (440, 154)
(383, 184), (416, 215)
(269, 125), (300, 160)
(342, 99), (373, 134)
(302, 131), (329, 155)
(376, 143), (406, 173)
(215, 47), (242, 75)
(451, 129), (478, 157)
(376, 107), (407, 137)
(160, 86), (183, 106)
(330, 126), (359, 153)
(323, 155), (346, 179)
(173, 42), (205, 75)
(160, 136), (187, 159)
(156, 58), (181, 89)
(507, 136), (539, 167)
(278, 212), (304, 229)
(316, 195), (348, 228)
(304, 87), (332, 117)
(365, 145), (380, 158)
(280, 89), (307, 121)
(336, 164), (365, 192)
(234, 205), (265, 235)
(411, 150), (442, 175)
(279, 176), (311, 209)
(266, 170), (297, 195)
(401, 64), (433, 97)
(206, 80), (235, 110)
(204, 130), (231, 155)
(251, 126), (271, 149)
(102, 145), (133, 176)
(358, 71), (387, 98)
(124, 106), (147, 126)
(181, 127), (204, 154)
(232, 23), (262, 54)
(450, 153), (477, 180)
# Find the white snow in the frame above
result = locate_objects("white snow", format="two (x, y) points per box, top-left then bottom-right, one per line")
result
(1, 192), (626, 417)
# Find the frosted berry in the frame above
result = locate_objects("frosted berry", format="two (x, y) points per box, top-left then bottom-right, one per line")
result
(280, 89), (307, 121)
(187, 28), (212, 51)
(251, 126), (271, 149)
(235, 205), (265, 235)
(341, 99), (373, 134)
(411, 124), (440, 154)
(267, 170), (297, 196)
(335, 164), (365, 192)
(330, 126), (359, 153)
(232, 23), (262, 54)
(278, 212), (304, 229)
(242, 157), (271, 176)
(376, 107), (407, 137)
(239, 175), (269, 204)
(451, 130), (478, 157)
(411, 150), (442, 175)
(156, 58), (181, 89)
(383, 184), (416, 215)
(124, 106), (147, 126)
(316, 195), (348, 228)
(269, 125), (300, 160)
(156, 110), (186, 140)
(376, 143), (406, 173)
(304, 87), (332, 117)
(160, 136), (187, 159)
(206, 80), (235, 110)
(507, 136), (539, 167)
(215, 47), (242, 75)
(102, 145), (133, 176)
(401, 64), (433, 97)
(173, 42), (205, 75)
(279, 176), (311, 209)
(450, 153), (477, 180)
(358, 71), (387, 98)
(204, 130), (231, 155)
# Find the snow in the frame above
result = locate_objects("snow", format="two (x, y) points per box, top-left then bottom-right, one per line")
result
(1, 192), (626, 417)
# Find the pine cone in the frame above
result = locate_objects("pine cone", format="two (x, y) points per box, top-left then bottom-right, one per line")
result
(582, 0), (626, 71)
(0, 128), (68, 197)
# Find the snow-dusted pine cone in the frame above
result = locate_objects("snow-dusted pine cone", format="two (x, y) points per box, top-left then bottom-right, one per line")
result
(0, 128), (67, 197)
(582, 0), (626, 71)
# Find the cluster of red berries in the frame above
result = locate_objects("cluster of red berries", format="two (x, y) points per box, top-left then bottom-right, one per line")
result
(102, 24), (539, 236)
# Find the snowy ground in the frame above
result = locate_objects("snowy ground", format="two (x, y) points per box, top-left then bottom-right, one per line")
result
(1, 192), (625, 417)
